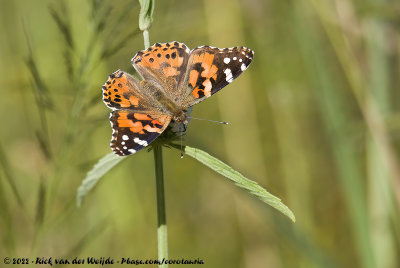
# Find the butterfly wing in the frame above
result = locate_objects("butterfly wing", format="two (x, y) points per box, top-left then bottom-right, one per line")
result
(102, 70), (172, 156)
(131, 41), (191, 99)
(181, 46), (254, 107)
(102, 70), (155, 111)
(109, 110), (171, 156)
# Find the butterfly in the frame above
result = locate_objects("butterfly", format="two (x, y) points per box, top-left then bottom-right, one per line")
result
(102, 41), (254, 156)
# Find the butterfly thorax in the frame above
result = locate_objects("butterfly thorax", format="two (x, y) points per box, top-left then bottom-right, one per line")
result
(145, 83), (188, 123)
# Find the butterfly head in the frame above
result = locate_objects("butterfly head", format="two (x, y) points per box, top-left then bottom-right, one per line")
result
(173, 109), (188, 124)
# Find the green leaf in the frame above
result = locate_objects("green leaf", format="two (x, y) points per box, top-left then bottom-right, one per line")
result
(76, 153), (126, 207)
(138, 0), (155, 31)
(183, 145), (296, 222)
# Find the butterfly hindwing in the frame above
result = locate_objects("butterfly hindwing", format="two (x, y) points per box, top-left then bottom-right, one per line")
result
(131, 41), (191, 97)
(110, 110), (171, 156)
(182, 46), (254, 107)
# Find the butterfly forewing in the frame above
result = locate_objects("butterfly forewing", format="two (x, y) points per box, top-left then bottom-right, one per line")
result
(181, 46), (254, 107)
(131, 41), (191, 99)
(102, 70), (153, 111)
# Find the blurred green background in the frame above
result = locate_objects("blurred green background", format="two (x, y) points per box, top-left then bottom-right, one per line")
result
(1, 0), (400, 267)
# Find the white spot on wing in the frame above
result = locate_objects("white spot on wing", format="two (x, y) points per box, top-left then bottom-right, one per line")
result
(241, 63), (247, 71)
(134, 137), (148, 146)
(123, 146), (127, 150)
(128, 149), (136, 154)
(239, 58), (243, 62)
(224, 57), (230, 64)
(233, 57), (237, 60)
(202, 79), (212, 96)
(224, 68), (233, 83)
(122, 135), (129, 140)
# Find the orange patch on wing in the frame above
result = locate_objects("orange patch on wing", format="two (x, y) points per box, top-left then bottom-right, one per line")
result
(117, 112), (144, 132)
(139, 56), (161, 69)
(192, 88), (202, 98)
(163, 66), (179, 77)
(168, 50), (184, 68)
(117, 111), (129, 120)
(144, 125), (162, 133)
(114, 86), (129, 94)
(151, 120), (162, 126)
(118, 118), (135, 128)
(200, 53), (215, 76)
(136, 47), (185, 71)
(208, 64), (218, 78)
(129, 122), (144, 133)
(134, 113), (152, 121)
(145, 115), (170, 132)
(129, 96), (139, 106)
(189, 70), (199, 87)
(192, 53), (204, 64)
(119, 98), (131, 107)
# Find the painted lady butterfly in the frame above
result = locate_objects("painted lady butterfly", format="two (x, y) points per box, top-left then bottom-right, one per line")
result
(102, 41), (254, 156)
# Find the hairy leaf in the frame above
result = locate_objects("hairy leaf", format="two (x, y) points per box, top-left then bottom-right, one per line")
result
(183, 145), (296, 222)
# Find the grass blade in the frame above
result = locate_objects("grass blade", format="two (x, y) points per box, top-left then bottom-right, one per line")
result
(180, 145), (296, 222)
(35, 177), (46, 226)
(365, 18), (397, 267)
(0, 173), (16, 253)
(48, 2), (74, 49)
(0, 144), (24, 209)
(76, 153), (126, 207)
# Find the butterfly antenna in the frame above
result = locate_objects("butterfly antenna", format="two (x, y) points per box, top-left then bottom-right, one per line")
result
(180, 134), (184, 158)
(187, 117), (229, 125)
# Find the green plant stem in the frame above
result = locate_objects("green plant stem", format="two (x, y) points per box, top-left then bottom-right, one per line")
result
(143, 29), (150, 49)
(141, 17), (167, 267)
(153, 144), (168, 267)
(140, 7), (166, 264)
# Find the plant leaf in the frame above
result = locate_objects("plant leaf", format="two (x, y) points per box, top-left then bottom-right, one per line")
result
(138, 0), (155, 31)
(76, 153), (126, 207)
(182, 145), (296, 222)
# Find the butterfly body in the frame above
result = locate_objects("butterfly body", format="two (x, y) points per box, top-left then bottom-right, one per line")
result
(102, 41), (254, 156)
